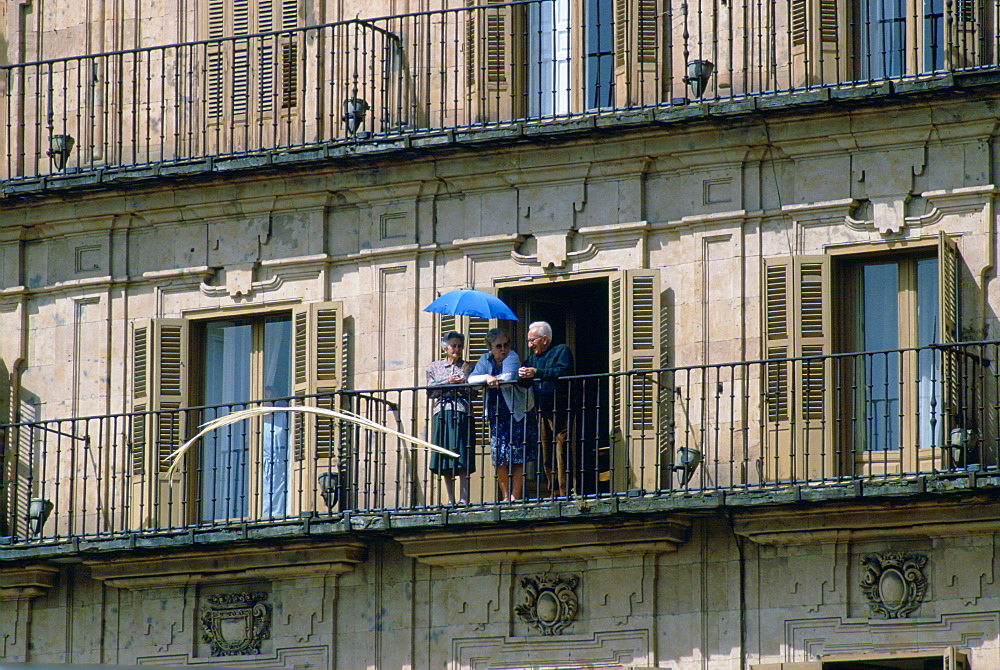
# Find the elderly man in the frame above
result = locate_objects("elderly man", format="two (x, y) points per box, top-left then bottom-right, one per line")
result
(518, 321), (574, 497)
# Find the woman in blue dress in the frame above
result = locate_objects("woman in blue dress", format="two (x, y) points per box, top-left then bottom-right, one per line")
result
(469, 328), (537, 501)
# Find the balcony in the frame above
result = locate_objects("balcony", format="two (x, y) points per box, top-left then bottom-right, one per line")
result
(2, 341), (997, 551)
(3, 0), (1000, 191)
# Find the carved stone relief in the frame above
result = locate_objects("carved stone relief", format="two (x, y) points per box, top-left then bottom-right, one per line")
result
(859, 553), (928, 619)
(200, 592), (271, 657)
(514, 575), (579, 635)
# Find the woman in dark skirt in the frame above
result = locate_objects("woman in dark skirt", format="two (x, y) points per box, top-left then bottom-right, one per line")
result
(427, 331), (475, 504)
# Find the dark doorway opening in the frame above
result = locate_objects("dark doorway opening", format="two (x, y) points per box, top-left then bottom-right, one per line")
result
(498, 278), (610, 494)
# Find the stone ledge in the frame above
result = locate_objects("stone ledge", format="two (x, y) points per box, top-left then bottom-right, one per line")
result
(1, 474), (998, 563)
(396, 517), (693, 566)
(83, 539), (368, 589)
(6, 71), (1000, 201)
(0, 564), (60, 601)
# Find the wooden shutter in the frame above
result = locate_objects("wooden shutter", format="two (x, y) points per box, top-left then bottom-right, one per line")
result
(938, 233), (965, 462)
(466, 0), (523, 122)
(789, 0), (841, 87)
(946, 0), (980, 69)
(608, 269), (663, 491)
(289, 301), (344, 513)
(614, 0), (661, 106)
(205, 0), (300, 137)
(762, 257), (833, 482)
(129, 318), (189, 529)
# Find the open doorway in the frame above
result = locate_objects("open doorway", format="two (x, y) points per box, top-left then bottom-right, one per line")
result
(498, 277), (610, 494)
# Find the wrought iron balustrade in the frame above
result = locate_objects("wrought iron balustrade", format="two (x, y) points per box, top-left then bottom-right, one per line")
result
(2, 341), (998, 546)
(3, 0), (999, 183)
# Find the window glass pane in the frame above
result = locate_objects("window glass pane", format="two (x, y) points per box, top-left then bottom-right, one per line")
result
(923, 0), (944, 71)
(202, 320), (252, 520)
(262, 316), (292, 517)
(862, 263), (900, 450)
(528, 0), (571, 116)
(916, 258), (941, 447)
(199, 315), (292, 521)
(586, 0), (614, 109)
(859, 0), (906, 79)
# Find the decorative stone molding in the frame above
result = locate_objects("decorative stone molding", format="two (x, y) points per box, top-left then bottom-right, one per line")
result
(85, 541), (368, 589)
(859, 552), (928, 619)
(0, 564), (59, 601)
(201, 591), (271, 657)
(514, 575), (580, 635)
(199, 264), (284, 298)
(398, 519), (691, 566)
(510, 231), (598, 268)
(733, 502), (1000, 546)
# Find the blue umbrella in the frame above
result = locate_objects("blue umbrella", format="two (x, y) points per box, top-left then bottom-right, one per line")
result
(424, 289), (518, 321)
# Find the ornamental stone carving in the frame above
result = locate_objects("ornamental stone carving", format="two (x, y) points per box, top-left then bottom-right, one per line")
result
(514, 575), (579, 635)
(859, 553), (928, 619)
(200, 592), (271, 656)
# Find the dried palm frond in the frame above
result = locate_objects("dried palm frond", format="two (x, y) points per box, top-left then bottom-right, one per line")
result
(165, 405), (458, 477)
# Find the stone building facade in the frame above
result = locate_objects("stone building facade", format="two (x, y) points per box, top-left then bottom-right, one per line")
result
(2, 1), (1000, 668)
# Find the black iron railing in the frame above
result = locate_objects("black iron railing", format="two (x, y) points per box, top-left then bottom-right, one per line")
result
(3, 0), (999, 182)
(2, 342), (998, 545)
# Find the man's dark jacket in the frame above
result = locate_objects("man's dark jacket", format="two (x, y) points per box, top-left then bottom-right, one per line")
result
(523, 343), (574, 415)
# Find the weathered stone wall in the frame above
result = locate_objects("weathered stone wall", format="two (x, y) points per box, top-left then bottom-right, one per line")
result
(4, 505), (1000, 667)
(2, 96), (998, 420)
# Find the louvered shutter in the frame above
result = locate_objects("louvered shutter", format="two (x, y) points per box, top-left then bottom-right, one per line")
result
(129, 318), (189, 529)
(204, 0), (301, 148)
(614, 0), (661, 106)
(608, 269), (663, 491)
(946, 0), (980, 69)
(938, 233), (966, 463)
(789, 0), (841, 87)
(466, 0), (523, 122)
(289, 301), (344, 513)
(206, 0), (228, 119)
(762, 257), (833, 483)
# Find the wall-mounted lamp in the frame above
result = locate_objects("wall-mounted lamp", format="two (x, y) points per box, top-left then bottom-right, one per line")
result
(949, 427), (980, 471)
(318, 471), (340, 511)
(28, 497), (53, 536)
(673, 447), (702, 487)
(683, 60), (715, 98)
(342, 97), (370, 139)
(47, 134), (75, 171)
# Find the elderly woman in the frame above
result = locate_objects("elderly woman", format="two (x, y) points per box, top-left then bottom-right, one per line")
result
(427, 330), (476, 505)
(469, 327), (537, 501)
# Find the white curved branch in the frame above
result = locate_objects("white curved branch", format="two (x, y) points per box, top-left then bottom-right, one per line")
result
(164, 405), (458, 478)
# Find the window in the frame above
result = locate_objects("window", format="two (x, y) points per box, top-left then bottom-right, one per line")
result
(528, 0), (572, 116)
(842, 256), (940, 452)
(129, 302), (344, 529)
(855, 0), (981, 79)
(467, 0), (657, 122)
(762, 234), (959, 480)
(199, 315), (291, 521)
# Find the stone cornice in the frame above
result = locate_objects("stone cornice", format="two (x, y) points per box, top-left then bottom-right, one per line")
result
(397, 518), (691, 566)
(84, 540), (369, 589)
(0, 564), (59, 601)
(733, 497), (1000, 546)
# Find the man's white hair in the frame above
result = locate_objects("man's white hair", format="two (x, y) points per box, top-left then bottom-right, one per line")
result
(528, 321), (552, 338)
